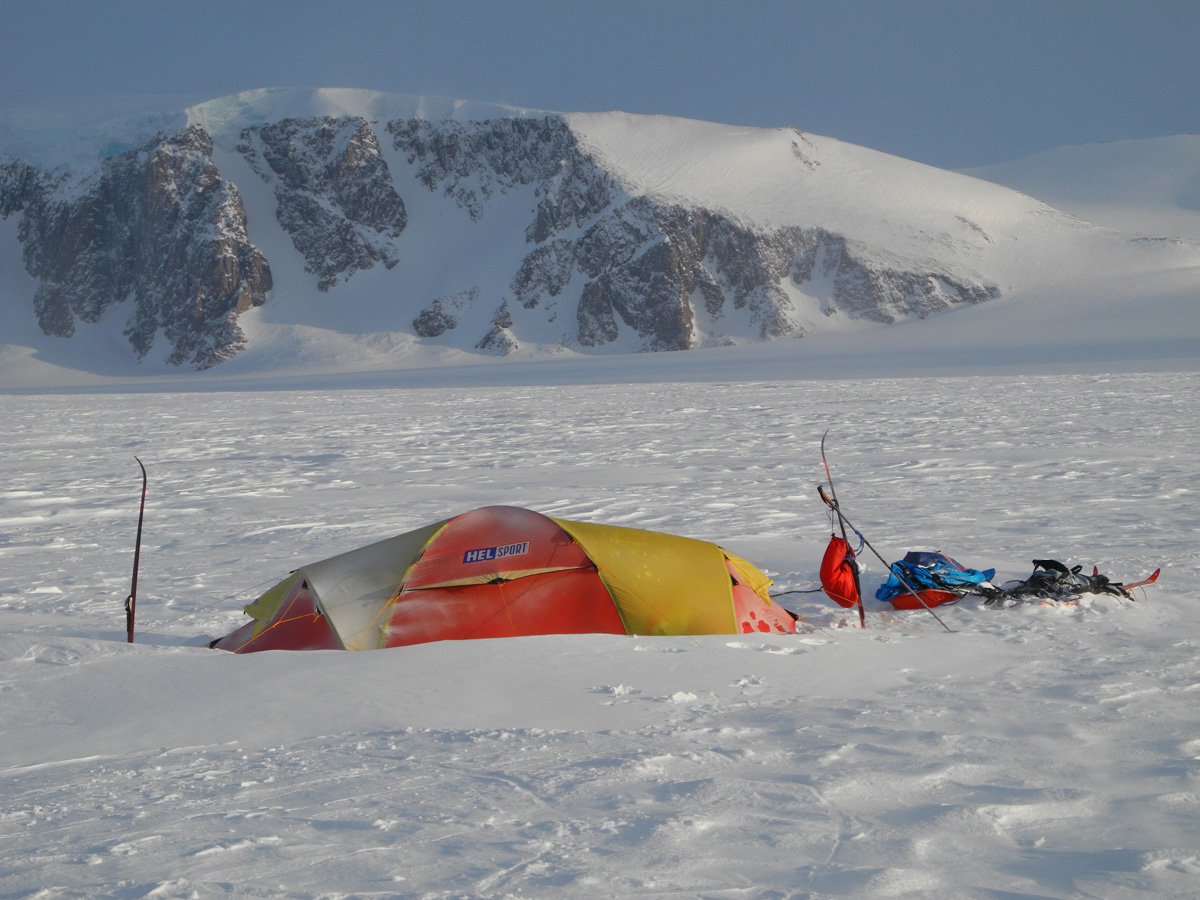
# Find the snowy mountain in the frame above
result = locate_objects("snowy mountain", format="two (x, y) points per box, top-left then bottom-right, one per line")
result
(961, 135), (1200, 241)
(2, 88), (1195, 381)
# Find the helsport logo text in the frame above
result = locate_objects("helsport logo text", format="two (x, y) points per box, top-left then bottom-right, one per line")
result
(463, 541), (531, 564)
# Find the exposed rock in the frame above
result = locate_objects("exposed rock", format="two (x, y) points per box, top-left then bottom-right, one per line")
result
(0, 156), (40, 217)
(412, 299), (458, 338)
(510, 240), (575, 309)
(412, 287), (484, 338)
(576, 278), (621, 347)
(3, 127), (271, 368)
(388, 115), (616, 228)
(475, 301), (517, 354)
(560, 201), (997, 349)
(238, 117), (407, 290)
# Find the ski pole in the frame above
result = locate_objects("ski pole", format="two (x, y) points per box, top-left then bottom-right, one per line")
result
(818, 485), (956, 633)
(126, 457), (147, 643)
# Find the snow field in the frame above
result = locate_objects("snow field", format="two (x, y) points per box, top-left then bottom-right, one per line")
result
(1, 371), (1198, 898)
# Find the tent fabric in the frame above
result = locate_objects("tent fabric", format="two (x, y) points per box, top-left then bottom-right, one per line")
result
(299, 519), (447, 650)
(212, 506), (794, 653)
(214, 573), (344, 653)
(384, 507), (626, 646)
(552, 517), (739, 636)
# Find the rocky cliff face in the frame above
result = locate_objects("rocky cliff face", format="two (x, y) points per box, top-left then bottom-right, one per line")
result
(395, 116), (998, 354)
(2, 126), (271, 368)
(388, 116), (616, 239)
(238, 117), (407, 290)
(0, 103), (1001, 369)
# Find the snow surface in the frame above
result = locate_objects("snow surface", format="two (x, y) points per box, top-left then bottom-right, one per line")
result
(2, 369), (1198, 899)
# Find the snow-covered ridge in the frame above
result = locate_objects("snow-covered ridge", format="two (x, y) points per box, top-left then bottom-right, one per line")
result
(186, 87), (547, 149)
(566, 111), (1063, 247)
(962, 134), (1200, 240)
(0, 88), (545, 171)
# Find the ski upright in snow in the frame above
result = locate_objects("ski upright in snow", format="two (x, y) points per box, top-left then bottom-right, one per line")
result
(126, 457), (147, 643)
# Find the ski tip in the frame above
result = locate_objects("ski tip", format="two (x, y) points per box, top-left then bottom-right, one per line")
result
(1117, 568), (1161, 596)
(1130, 568), (1161, 586)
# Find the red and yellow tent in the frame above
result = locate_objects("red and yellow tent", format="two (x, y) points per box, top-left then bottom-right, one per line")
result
(212, 505), (795, 652)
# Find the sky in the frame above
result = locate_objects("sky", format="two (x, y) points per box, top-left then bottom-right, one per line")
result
(0, 0), (1196, 170)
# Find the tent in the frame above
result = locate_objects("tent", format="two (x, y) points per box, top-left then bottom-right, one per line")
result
(212, 505), (795, 652)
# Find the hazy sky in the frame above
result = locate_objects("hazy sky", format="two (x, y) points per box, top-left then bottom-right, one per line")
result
(1, 0), (1195, 169)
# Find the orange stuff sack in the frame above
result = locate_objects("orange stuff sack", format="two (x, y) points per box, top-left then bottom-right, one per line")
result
(820, 535), (860, 609)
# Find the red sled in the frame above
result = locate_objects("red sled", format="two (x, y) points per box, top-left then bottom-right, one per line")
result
(887, 589), (965, 610)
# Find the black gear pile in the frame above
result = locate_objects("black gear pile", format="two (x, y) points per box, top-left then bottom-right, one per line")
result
(981, 559), (1130, 607)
